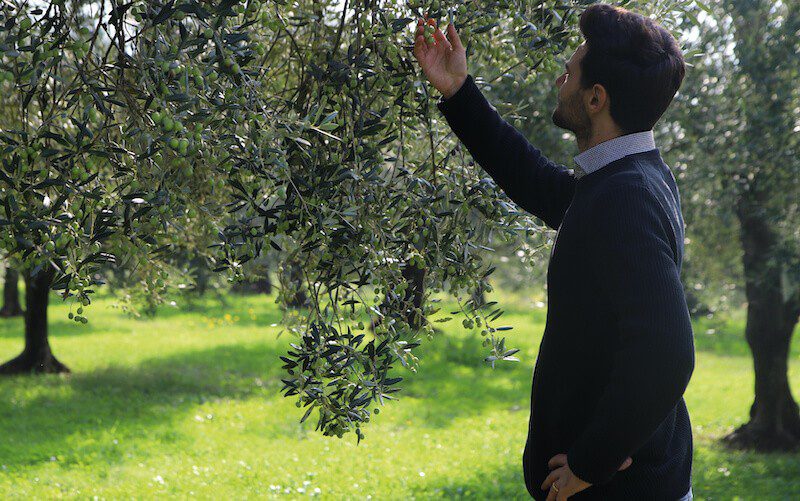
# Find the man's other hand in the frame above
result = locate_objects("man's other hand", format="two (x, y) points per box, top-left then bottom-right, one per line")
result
(541, 453), (633, 499)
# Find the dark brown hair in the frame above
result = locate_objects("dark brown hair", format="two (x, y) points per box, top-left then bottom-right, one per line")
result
(578, 4), (685, 133)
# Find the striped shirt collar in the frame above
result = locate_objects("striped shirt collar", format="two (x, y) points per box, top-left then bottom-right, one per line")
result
(573, 130), (656, 179)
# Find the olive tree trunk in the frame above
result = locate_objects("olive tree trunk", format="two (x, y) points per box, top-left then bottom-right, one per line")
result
(722, 197), (800, 450)
(0, 268), (69, 375)
(0, 268), (23, 317)
(371, 261), (427, 333)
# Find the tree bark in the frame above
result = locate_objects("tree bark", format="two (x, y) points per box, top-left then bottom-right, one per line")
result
(0, 268), (23, 317)
(232, 266), (272, 295)
(371, 261), (427, 333)
(722, 197), (800, 451)
(285, 262), (309, 308)
(191, 255), (210, 296)
(0, 267), (69, 375)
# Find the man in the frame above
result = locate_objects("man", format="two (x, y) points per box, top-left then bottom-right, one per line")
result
(413, 4), (695, 500)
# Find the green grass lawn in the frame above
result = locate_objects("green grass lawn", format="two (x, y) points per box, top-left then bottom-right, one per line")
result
(0, 288), (799, 499)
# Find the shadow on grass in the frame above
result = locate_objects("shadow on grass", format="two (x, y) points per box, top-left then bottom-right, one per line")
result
(385, 332), (533, 429)
(0, 342), (287, 467)
(0, 330), (535, 468)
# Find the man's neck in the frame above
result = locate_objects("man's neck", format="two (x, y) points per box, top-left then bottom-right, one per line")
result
(576, 128), (626, 153)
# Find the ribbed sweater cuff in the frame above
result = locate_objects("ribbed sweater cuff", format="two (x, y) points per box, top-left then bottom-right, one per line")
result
(436, 74), (478, 114)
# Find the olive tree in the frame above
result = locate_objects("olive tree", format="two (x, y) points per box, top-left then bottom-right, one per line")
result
(662, 0), (800, 450)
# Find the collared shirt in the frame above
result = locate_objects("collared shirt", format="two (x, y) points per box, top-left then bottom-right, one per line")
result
(573, 130), (657, 179)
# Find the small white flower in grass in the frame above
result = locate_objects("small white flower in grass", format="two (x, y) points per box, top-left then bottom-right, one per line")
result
(153, 475), (165, 485)
(313, 487), (321, 495)
(297, 487), (305, 493)
(419, 471), (425, 477)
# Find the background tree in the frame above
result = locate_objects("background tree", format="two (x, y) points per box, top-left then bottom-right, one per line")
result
(662, 0), (800, 450)
(0, 266), (23, 317)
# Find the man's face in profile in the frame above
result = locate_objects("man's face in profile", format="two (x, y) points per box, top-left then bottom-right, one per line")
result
(552, 43), (591, 137)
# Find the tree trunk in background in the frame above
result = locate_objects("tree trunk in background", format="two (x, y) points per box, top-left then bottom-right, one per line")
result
(250, 273), (272, 294)
(371, 261), (427, 333)
(191, 256), (210, 296)
(0, 268), (23, 317)
(722, 197), (800, 450)
(232, 267), (272, 294)
(0, 268), (69, 375)
(285, 262), (309, 308)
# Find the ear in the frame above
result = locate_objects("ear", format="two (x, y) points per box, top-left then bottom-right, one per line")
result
(585, 83), (609, 115)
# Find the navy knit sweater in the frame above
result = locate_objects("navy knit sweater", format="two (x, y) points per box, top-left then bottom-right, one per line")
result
(437, 74), (695, 500)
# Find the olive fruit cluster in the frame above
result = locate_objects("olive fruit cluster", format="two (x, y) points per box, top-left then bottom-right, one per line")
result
(150, 110), (191, 155)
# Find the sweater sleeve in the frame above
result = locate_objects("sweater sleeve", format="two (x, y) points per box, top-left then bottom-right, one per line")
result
(566, 183), (695, 486)
(436, 74), (576, 230)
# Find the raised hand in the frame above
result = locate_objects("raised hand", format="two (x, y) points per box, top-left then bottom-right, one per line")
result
(412, 14), (468, 99)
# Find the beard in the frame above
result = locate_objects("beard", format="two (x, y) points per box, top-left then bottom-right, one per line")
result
(552, 95), (590, 140)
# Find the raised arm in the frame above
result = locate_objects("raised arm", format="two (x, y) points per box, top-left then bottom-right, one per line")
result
(413, 16), (575, 230)
(436, 74), (576, 230)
